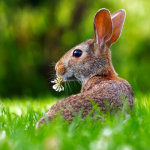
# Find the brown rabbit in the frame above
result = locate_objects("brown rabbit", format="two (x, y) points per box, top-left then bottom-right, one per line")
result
(36, 9), (134, 128)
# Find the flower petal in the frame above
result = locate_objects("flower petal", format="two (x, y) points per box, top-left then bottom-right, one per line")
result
(53, 84), (57, 90)
(51, 79), (57, 83)
(61, 86), (64, 91)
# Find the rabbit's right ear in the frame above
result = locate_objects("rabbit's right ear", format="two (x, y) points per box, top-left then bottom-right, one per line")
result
(106, 9), (126, 46)
(94, 9), (112, 54)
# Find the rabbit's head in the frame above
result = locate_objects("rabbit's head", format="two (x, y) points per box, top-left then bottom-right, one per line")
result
(55, 9), (125, 85)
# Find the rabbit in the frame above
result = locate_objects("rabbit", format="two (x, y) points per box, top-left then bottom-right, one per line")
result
(36, 8), (134, 129)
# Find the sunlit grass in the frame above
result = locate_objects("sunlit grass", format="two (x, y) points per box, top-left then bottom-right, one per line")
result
(0, 97), (57, 115)
(0, 94), (150, 150)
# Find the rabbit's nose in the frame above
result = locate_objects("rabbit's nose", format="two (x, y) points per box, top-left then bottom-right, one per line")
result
(55, 62), (66, 76)
(57, 65), (66, 76)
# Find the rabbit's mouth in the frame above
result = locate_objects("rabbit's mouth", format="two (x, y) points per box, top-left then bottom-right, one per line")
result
(65, 75), (76, 81)
(57, 74), (76, 81)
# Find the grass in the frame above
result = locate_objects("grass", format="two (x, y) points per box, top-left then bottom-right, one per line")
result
(0, 94), (150, 150)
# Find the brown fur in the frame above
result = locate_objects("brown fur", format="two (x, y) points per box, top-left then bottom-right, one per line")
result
(37, 75), (134, 126)
(56, 64), (66, 76)
(36, 9), (134, 129)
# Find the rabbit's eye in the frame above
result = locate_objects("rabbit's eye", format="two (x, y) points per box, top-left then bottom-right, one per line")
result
(73, 49), (82, 57)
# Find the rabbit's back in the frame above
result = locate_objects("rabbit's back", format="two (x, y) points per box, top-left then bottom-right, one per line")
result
(82, 76), (134, 108)
(40, 76), (134, 123)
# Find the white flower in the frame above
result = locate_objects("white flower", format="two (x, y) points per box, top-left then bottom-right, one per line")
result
(51, 78), (65, 92)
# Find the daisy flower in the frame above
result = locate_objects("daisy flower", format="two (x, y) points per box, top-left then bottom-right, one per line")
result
(51, 77), (65, 92)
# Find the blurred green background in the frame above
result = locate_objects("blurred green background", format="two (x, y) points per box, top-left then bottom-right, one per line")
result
(0, 0), (150, 98)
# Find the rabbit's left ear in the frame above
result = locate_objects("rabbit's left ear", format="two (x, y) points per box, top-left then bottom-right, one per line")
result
(94, 9), (112, 53)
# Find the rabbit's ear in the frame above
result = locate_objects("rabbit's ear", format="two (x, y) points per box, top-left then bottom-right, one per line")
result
(107, 9), (126, 46)
(94, 9), (112, 53)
